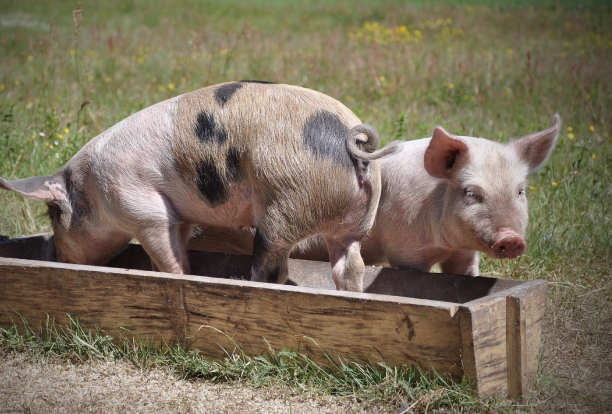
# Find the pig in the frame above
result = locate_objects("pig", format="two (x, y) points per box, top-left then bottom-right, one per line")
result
(192, 114), (561, 276)
(0, 81), (397, 291)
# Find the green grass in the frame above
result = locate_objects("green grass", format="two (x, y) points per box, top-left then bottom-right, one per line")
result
(0, 0), (611, 411)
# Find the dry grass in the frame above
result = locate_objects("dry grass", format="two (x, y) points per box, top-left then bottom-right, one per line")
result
(0, 353), (391, 414)
(534, 279), (612, 412)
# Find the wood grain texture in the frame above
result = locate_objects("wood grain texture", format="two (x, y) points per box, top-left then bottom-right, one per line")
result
(460, 281), (548, 398)
(458, 296), (508, 396)
(0, 257), (463, 377)
(505, 281), (548, 400)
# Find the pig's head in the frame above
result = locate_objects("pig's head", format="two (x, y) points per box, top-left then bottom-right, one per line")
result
(424, 114), (561, 260)
(0, 168), (129, 265)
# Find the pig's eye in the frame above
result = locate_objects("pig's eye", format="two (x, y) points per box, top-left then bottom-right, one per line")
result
(518, 188), (526, 197)
(464, 188), (480, 203)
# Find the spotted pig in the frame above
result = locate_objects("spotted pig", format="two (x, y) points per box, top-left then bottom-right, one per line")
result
(0, 81), (397, 291)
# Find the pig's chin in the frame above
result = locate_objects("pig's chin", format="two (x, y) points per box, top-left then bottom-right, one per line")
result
(483, 248), (525, 260)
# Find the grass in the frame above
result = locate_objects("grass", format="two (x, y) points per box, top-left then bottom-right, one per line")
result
(0, 0), (611, 412)
(0, 315), (504, 412)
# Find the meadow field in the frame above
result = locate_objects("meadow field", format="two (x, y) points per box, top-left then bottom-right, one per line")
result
(0, 0), (611, 412)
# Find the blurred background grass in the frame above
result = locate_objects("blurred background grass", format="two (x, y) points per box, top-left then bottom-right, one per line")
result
(1, 0), (611, 411)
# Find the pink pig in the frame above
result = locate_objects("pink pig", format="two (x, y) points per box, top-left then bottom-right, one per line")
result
(351, 114), (561, 275)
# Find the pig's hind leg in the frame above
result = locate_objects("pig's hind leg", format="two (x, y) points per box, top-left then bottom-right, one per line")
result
(250, 225), (293, 285)
(326, 237), (365, 292)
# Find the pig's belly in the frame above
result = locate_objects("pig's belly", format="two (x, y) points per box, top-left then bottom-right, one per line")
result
(172, 181), (257, 228)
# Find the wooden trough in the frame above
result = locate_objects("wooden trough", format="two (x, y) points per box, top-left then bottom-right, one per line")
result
(0, 233), (546, 399)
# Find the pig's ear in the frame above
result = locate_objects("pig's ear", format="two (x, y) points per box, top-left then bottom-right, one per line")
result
(424, 126), (468, 179)
(0, 175), (68, 203)
(513, 114), (561, 173)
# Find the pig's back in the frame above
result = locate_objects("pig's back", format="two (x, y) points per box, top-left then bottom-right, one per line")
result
(169, 82), (363, 206)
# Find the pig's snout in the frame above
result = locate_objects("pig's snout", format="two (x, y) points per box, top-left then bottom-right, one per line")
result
(492, 229), (526, 259)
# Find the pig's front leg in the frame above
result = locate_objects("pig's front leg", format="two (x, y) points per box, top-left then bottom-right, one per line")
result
(138, 223), (191, 274)
(439, 251), (479, 276)
(327, 237), (365, 292)
(149, 223), (195, 273)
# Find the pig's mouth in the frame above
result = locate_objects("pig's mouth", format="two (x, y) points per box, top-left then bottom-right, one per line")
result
(489, 231), (526, 259)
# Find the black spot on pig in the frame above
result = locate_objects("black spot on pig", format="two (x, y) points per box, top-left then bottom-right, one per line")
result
(196, 160), (228, 206)
(214, 82), (243, 106)
(226, 146), (242, 180)
(240, 80), (276, 84)
(195, 111), (227, 144)
(302, 111), (352, 167)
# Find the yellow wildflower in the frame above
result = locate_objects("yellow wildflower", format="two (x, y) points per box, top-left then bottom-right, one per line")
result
(552, 181), (558, 187)
(592, 154), (596, 160)
(63, 128), (70, 133)
(567, 126), (573, 132)
(589, 125), (595, 132)
(27, 55), (33, 61)
(568, 133), (575, 139)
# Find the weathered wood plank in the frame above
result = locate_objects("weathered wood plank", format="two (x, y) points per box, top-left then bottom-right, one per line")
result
(0, 257), (463, 377)
(505, 281), (547, 400)
(458, 296), (508, 396)
(182, 278), (464, 376)
(462, 280), (548, 398)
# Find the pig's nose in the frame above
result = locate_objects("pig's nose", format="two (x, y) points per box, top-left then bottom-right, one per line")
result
(492, 230), (526, 259)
